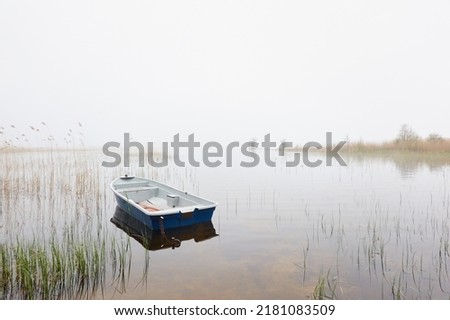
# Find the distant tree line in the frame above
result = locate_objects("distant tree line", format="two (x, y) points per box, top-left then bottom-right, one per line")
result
(396, 124), (444, 143)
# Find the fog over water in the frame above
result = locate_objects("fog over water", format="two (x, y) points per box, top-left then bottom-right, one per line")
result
(1, 1), (450, 147)
(2, 1), (450, 301)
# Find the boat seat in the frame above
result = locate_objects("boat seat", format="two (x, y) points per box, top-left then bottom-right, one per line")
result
(120, 186), (159, 202)
(166, 194), (179, 207)
(148, 196), (171, 210)
(119, 186), (158, 193)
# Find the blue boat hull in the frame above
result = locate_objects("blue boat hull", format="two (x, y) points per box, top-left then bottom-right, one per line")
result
(114, 194), (216, 231)
(111, 206), (218, 250)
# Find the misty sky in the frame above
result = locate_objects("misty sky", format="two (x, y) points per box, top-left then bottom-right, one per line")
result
(1, 1), (449, 147)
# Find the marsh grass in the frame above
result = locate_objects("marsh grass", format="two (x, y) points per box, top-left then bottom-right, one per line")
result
(0, 205), (136, 300)
(311, 270), (339, 300)
(1, 238), (105, 299)
(344, 139), (450, 154)
(0, 146), (159, 299)
(2, 124), (450, 299)
(301, 172), (450, 299)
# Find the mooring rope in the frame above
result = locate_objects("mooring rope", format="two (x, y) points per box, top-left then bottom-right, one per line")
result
(159, 216), (181, 249)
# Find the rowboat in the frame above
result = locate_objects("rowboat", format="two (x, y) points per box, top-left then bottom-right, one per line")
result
(111, 206), (218, 250)
(110, 175), (217, 230)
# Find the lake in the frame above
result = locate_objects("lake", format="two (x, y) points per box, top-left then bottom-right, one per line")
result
(1, 149), (449, 299)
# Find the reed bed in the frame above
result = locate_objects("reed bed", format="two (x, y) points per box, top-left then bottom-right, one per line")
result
(297, 166), (450, 299)
(2, 123), (450, 299)
(344, 139), (450, 153)
(1, 238), (102, 299)
(0, 146), (145, 299)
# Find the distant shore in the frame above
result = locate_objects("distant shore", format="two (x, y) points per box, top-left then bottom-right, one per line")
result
(1, 124), (449, 155)
(2, 140), (450, 154)
(342, 139), (450, 154)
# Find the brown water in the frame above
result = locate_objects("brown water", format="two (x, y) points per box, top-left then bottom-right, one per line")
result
(1, 150), (450, 299)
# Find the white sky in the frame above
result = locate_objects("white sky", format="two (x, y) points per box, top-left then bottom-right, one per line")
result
(1, 0), (449, 147)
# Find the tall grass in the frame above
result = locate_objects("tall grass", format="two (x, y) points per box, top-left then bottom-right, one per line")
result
(311, 270), (339, 300)
(2, 122), (450, 299)
(344, 139), (450, 153)
(0, 234), (135, 299)
(1, 240), (97, 299)
(301, 176), (450, 299)
(0, 145), (149, 299)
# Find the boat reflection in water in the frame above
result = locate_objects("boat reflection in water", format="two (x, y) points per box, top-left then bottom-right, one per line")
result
(111, 206), (218, 251)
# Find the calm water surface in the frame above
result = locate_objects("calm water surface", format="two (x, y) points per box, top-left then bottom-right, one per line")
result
(1, 150), (449, 299)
